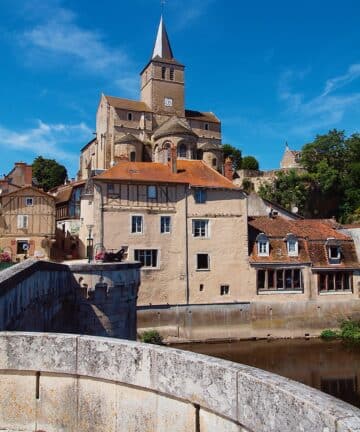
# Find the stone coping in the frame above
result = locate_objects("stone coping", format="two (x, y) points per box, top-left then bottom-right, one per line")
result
(0, 332), (359, 431)
(0, 259), (71, 293)
(67, 261), (142, 272)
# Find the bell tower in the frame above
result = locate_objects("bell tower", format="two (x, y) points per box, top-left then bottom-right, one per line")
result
(140, 16), (185, 117)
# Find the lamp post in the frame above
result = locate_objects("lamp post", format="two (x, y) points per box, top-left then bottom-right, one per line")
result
(86, 224), (94, 263)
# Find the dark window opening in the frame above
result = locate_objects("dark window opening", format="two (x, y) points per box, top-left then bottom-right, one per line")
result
(204, 123), (209, 130)
(170, 67), (174, 81)
(130, 151), (136, 162)
(134, 249), (158, 267)
(161, 66), (166, 79)
(212, 158), (217, 167)
(17, 240), (29, 255)
(195, 189), (207, 204)
(318, 272), (352, 293)
(197, 253), (209, 270)
(199, 284), (204, 291)
(178, 143), (187, 158)
(220, 285), (229, 295)
(127, 112), (133, 121)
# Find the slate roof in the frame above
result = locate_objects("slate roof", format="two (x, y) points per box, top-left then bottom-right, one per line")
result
(105, 96), (152, 113)
(185, 110), (220, 124)
(152, 116), (198, 140)
(94, 160), (238, 189)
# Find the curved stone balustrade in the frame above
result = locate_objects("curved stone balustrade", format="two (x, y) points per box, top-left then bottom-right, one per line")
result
(0, 332), (359, 431)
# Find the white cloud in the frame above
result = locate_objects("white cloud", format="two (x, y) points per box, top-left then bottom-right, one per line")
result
(170, 0), (215, 30)
(0, 120), (91, 161)
(322, 63), (360, 96)
(21, 2), (131, 78)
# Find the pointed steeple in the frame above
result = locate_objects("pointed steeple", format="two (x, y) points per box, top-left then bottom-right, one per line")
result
(152, 16), (174, 60)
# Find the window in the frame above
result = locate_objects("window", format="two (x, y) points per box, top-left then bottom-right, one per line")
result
(192, 219), (209, 238)
(130, 151), (136, 162)
(25, 197), (33, 206)
(160, 216), (171, 233)
(286, 234), (298, 256)
(161, 66), (166, 79)
(170, 67), (174, 81)
(196, 253), (209, 270)
(212, 158), (217, 167)
(220, 285), (229, 295)
(131, 215), (143, 233)
(195, 189), (207, 204)
(107, 183), (115, 196)
(178, 143), (187, 158)
(17, 215), (28, 229)
(256, 233), (269, 256)
(16, 240), (29, 254)
(134, 249), (158, 268)
(329, 246), (340, 259)
(204, 123), (209, 131)
(127, 112), (133, 121)
(257, 268), (303, 292)
(147, 185), (157, 199)
(318, 272), (352, 293)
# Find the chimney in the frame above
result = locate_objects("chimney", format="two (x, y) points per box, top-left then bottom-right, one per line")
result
(24, 165), (33, 185)
(224, 157), (233, 181)
(169, 144), (177, 173)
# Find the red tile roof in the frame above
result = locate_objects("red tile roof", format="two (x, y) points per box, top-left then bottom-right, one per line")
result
(94, 160), (238, 189)
(248, 216), (350, 240)
(248, 216), (359, 268)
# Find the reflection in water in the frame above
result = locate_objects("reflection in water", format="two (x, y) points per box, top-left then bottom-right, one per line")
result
(175, 338), (360, 408)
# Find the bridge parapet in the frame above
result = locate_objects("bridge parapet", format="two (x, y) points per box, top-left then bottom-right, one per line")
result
(0, 332), (359, 431)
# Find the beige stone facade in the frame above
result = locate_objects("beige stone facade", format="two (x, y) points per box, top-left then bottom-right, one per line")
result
(0, 186), (55, 260)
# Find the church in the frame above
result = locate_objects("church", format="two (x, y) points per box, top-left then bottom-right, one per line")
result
(79, 16), (224, 179)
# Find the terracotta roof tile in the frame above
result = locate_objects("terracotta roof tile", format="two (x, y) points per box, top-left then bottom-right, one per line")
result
(248, 216), (360, 269)
(248, 216), (350, 240)
(94, 160), (238, 189)
(105, 95), (152, 113)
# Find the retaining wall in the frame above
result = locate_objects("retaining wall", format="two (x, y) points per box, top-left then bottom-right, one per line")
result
(0, 332), (360, 432)
(138, 300), (360, 341)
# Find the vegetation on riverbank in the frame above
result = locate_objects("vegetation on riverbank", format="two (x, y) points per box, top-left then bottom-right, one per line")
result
(321, 320), (360, 344)
(139, 329), (164, 345)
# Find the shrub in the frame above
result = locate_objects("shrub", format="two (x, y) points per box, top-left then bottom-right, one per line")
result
(320, 329), (338, 340)
(0, 252), (11, 263)
(140, 329), (163, 345)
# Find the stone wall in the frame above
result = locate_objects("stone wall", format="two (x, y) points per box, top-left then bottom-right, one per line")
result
(0, 260), (141, 340)
(0, 332), (359, 431)
(138, 300), (360, 342)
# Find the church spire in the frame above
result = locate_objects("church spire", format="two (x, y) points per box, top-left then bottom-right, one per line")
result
(152, 15), (174, 60)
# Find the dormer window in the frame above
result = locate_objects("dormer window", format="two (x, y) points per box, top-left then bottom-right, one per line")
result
(286, 233), (298, 257)
(256, 233), (269, 256)
(326, 238), (341, 264)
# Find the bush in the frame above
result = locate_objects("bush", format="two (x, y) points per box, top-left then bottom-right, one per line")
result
(140, 329), (163, 345)
(320, 329), (338, 340)
(0, 251), (11, 262)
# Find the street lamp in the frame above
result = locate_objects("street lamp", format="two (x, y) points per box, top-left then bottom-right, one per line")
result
(86, 224), (94, 263)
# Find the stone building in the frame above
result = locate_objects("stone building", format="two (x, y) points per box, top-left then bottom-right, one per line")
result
(248, 216), (360, 300)
(79, 156), (248, 306)
(79, 16), (223, 180)
(0, 186), (56, 260)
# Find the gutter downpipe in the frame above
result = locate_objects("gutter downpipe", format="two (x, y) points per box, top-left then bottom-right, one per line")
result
(94, 181), (104, 250)
(185, 184), (190, 304)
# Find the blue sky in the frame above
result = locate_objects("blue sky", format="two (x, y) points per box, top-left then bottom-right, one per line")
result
(0, 0), (360, 177)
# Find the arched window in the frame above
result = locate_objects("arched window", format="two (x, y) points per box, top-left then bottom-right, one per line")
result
(256, 233), (269, 257)
(178, 143), (187, 158)
(163, 142), (171, 162)
(130, 151), (136, 162)
(161, 66), (166, 79)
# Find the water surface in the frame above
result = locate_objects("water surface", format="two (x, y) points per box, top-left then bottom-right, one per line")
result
(176, 338), (360, 408)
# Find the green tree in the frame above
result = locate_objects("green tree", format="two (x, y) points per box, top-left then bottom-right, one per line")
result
(242, 156), (259, 170)
(222, 144), (242, 170)
(32, 156), (67, 191)
(258, 170), (309, 214)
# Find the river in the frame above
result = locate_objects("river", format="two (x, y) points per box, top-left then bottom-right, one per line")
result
(175, 338), (360, 408)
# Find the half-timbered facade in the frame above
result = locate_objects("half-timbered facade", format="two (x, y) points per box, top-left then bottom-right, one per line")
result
(0, 186), (56, 260)
(79, 158), (248, 305)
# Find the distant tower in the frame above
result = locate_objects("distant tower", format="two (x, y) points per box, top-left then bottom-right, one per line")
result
(140, 16), (185, 117)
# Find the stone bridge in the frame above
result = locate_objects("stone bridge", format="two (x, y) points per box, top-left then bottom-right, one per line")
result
(0, 332), (359, 432)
